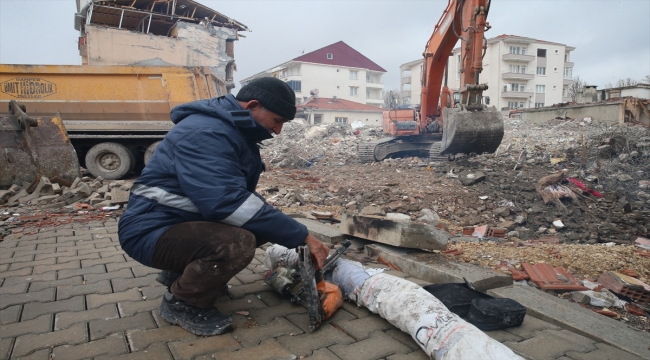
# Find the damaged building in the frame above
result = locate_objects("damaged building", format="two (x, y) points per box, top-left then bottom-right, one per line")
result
(74, 0), (248, 92)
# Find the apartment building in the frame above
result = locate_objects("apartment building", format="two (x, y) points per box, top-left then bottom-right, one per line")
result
(400, 35), (575, 109)
(241, 41), (386, 107)
(75, 0), (248, 92)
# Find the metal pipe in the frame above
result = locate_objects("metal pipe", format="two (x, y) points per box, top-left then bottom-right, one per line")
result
(119, 9), (124, 29)
(147, 14), (152, 33)
(86, 3), (94, 25)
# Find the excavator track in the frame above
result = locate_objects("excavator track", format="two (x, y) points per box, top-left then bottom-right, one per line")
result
(357, 137), (396, 163)
(428, 142), (450, 162)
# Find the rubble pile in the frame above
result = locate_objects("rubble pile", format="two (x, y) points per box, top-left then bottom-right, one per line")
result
(0, 174), (130, 240)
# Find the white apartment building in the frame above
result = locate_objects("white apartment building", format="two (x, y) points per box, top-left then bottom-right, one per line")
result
(241, 41), (386, 107)
(400, 35), (575, 109)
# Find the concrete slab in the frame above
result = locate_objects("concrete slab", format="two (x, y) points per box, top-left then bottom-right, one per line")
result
(340, 214), (449, 251)
(294, 218), (346, 244)
(366, 244), (512, 292)
(488, 285), (650, 359)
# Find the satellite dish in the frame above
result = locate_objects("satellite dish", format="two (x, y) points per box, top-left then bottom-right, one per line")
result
(310, 89), (320, 96)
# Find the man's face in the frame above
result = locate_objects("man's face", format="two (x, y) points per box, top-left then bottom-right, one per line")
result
(249, 103), (288, 135)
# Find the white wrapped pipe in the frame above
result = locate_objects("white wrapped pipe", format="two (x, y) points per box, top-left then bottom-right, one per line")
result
(263, 244), (299, 270)
(356, 273), (523, 360)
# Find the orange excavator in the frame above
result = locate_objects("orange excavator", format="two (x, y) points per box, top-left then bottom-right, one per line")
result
(358, 0), (504, 162)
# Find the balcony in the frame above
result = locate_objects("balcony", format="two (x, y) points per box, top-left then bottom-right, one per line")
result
(401, 90), (411, 98)
(562, 96), (572, 103)
(502, 91), (533, 99)
(564, 61), (574, 67)
(366, 79), (383, 88)
(502, 53), (535, 62)
(563, 77), (574, 85)
(501, 72), (534, 80)
(401, 76), (411, 84)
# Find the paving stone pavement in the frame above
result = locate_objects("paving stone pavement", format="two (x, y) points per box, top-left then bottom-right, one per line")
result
(0, 219), (646, 360)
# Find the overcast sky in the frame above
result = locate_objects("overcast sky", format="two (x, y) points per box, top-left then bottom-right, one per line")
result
(1, 0), (649, 93)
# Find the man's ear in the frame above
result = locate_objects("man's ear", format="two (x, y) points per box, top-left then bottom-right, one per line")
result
(241, 100), (261, 110)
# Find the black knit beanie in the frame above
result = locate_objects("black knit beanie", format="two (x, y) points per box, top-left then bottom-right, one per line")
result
(235, 77), (296, 120)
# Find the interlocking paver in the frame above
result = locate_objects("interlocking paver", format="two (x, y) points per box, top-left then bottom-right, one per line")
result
(127, 326), (197, 351)
(0, 304), (22, 325)
(217, 294), (268, 315)
(3, 271), (56, 287)
(565, 343), (645, 360)
(106, 260), (139, 272)
(167, 334), (241, 359)
(0, 314), (52, 338)
(235, 272), (264, 284)
(249, 301), (307, 325)
(132, 265), (159, 277)
(52, 333), (128, 360)
(0, 337), (13, 360)
(0, 254), (33, 265)
(278, 323), (355, 356)
(55, 303), (119, 330)
(503, 329), (597, 360)
(384, 329), (421, 351)
(256, 290), (283, 307)
(329, 330), (411, 360)
(57, 279), (112, 299)
(95, 343), (173, 360)
(0, 282), (28, 294)
(341, 301), (372, 319)
(56, 253), (101, 264)
(0, 267), (33, 280)
(87, 288), (143, 309)
(486, 329), (525, 343)
(309, 347), (343, 360)
(8, 257), (55, 271)
(141, 285), (166, 299)
(33, 250), (78, 261)
(333, 315), (393, 340)
(233, 317), (303, 348)
(228, 280), (274, 299)
(81, 255), (126, 268)
(31, 261), (80, 275)
(387, 351), (430, 360)
(0, 288), (55, 309)
(12, 323), (87, 358)
(29, 276), (83, 292)
(11, 247), (50, 258)
(111, 274), (158, 292)
(22, 296), (85, 321)
(118, 299), (161, 317)
(90, 312), (156, 340)
(84, 267), (133, 284)
(504, 315), (561, 339)
(58, 264), (106, 279)
(15, 348), (51, 360)
(196, 338), (294, 360)
(100, 249), (126, 258)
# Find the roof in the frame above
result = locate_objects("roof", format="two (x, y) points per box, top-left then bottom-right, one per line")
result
(292, 41), (386, 72)
(76, 0), (248, 32)
(488, 34), (571, 48)
(298, 97), (384, 112)
(400, 58), (423, 69)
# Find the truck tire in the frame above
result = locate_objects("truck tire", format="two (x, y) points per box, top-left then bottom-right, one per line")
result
(144, 141), (162, 165)
(85, 142), (133, 180)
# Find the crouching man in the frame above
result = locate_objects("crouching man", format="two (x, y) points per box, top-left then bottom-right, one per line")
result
(118, 78), (329, 336)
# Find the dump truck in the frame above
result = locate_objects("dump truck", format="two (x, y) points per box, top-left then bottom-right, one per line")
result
(0, 65), (227, 180)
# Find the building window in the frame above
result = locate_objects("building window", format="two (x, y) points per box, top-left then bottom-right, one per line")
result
(519, 102), (525, 108)
(350, 70), (358, 80)
(509, 46), (521, 54)
(286, 80), (301, 92)
(313, 114), (322, 124)
(521, 47), (527, 55)
(535, 103), (545, 108)
(350, 87), (358, 96)
(508, 83), (525, 92)
(509, 65), (520, 73)
(536, 85), (545, 93)
(366, 90), (370, 98)
(335, 117), (347, 124)
(327, 53), (333, 59)
(537, 48), (547, 57)
(507, 101), (518, 109)
(564, 67), (572, 77)
(536, 67), (546, 75)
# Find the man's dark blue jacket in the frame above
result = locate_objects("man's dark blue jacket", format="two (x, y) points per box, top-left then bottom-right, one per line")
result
(118, 95), (308, 266)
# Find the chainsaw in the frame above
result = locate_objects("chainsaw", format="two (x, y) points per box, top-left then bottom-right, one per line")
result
(264, 240), (351, 331)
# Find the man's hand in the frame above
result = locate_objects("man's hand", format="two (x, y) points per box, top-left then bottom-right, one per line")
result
(304, 234), (329, 270)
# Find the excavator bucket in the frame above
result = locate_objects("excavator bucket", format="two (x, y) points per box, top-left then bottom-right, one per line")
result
(439, 106), (504, 156)
(0, 101), (80, 188)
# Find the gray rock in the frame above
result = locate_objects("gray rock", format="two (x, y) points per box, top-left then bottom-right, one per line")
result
(386, 213), (411, 222)
(417, 208), (440, 223)
(360, 205), (385, 216)
(617, 174), (633, 182)
(458, 171), (486, 186)
(493, 207), (510, 217)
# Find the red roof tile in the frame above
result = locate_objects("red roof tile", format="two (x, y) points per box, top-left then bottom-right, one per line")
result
(292, 41), (386, 72)
(298, 97), (384, 112)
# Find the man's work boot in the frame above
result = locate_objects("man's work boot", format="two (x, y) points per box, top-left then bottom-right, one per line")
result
(155, 270), (182, 287)
(158, 290), (233, 336)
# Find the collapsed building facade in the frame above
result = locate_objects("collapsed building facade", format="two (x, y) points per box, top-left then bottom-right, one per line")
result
(74, 0), (248, 92)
